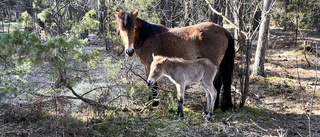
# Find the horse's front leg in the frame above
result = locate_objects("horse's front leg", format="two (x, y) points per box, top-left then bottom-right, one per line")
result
(145, 65), (159, 106)
(176, 83), (185, 117)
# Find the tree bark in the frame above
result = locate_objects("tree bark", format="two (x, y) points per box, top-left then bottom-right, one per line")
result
(184, 0), (190, 26)
(210, 0), (224, 26)
(98, 0), (106, 34)
(252, 0), (272, 76)
(233, 0), (246, 52)
(160, 0), (172, 28)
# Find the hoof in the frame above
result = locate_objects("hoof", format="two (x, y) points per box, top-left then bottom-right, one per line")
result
(151, 100), (159, 107)
(220, 101), (233, 111)
(177, 111), (184, 117)
(205, 115), (211, 121)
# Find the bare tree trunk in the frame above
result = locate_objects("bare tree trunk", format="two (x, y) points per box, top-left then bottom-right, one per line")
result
(191, 0), (199, 25)
(240, 38), (252, 108)
(252, 10), (261, 32)
(211, 0), (224, 26)
(98, 0), (106, 34)
(252, 0), (272, 76)
(184, 0), (190, 26)
(160, 0), (172, 28)
(1, 19), (4, 33)
(233, 0), (246, 52)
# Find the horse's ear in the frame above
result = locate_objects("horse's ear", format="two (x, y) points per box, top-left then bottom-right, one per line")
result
(152, 53), (155, 59)
(133, 10), (139, 19)
(115, 12), (120, 17)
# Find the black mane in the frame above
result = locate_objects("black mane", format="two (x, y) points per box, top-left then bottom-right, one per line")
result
(118, 11), (134, 32)
(136, 19), (167, 48)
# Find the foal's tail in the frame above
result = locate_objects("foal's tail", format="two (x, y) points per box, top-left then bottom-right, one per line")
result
(218, 32), (235, 111)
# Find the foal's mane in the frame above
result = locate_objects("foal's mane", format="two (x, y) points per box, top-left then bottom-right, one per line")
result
(155, 55), (184, 62)
(117, 11), (168, 48)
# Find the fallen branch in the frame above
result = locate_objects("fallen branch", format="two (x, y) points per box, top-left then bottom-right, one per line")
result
(80, 86), (109, 97)
(65, 83), (110, 109)
(250, 119), (268, 132)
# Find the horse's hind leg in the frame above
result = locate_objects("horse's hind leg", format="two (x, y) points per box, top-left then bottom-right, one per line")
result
(220, 32), (235, 111)
(219, 63), (233, 111)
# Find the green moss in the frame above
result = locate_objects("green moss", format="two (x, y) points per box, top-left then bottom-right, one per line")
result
(235, 105), (269, 121)
(258, 76), (296, 95)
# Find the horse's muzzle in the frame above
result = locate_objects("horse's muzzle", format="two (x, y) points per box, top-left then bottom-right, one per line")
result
(147, 78), (154, 86)
(125, 49), (135, 56)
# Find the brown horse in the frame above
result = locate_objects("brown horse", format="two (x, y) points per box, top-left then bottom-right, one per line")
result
(115, 10), (235, 111)
(147, 55), (218, 120)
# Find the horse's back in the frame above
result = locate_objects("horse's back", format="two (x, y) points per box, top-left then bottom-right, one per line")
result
(167, 22), (229, 66)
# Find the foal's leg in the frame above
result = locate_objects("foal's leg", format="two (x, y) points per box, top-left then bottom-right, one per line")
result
(176, 83), (185, 117)
(204, 88), (211, 115)
(202, 82), (215, 120)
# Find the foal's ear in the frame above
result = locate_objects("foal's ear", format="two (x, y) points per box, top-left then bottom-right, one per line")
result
(115, 12), (120, 17)
(133, 10), (139, 19)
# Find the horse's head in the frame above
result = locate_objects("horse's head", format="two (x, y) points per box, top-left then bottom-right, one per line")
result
(147, 54), (167, 86)
(115, 10), (139, 56)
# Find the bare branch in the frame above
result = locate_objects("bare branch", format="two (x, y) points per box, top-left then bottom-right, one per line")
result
(205, 0), (248, 36)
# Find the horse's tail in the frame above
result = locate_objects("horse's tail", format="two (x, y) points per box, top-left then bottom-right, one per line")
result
(223, 32), (235, 74)
(218, 31), (235, 111)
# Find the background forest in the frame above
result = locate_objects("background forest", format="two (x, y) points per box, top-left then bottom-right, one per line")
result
(0, 0), (319, 136)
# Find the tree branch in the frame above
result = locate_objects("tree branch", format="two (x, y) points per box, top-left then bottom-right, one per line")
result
(65, 83), (110, 109)
(205, 0), (248, 36)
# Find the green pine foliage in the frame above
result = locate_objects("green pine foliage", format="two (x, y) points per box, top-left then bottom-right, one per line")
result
(37, 8), (52, 23)
(72, 9), (99, 34)
(17, 11), (33, 28)
(275, 0), (320, 30)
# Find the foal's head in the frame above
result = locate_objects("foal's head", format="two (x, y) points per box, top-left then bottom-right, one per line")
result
(115, 10), (139, 56)
(147, 55), (167, 86)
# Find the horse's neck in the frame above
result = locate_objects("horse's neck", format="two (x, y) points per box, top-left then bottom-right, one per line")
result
(163, 60), (180, 77)
(135, 18), (168, 49)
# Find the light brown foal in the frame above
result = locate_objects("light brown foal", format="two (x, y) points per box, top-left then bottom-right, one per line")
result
(147, 55), (218, 120)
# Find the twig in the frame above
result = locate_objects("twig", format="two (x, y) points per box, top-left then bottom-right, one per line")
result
(250, 119), (268, 132)
(225, 113), (234, 122)
(106, 95), (128, 105)
(108, 53), (148, 83)
(126, 54), (137, 77)
(80, 86), (109, 97)
(205, 0), (247, 36)
(65, 83), (110, 109)
(297, 132), (303, 137)
(303, 41), (311, 67)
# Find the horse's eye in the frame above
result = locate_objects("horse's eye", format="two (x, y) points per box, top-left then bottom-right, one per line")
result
(155, 68), (159, 72)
